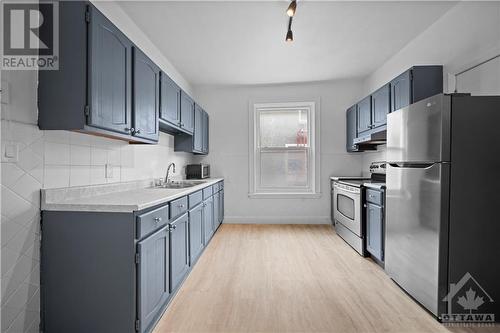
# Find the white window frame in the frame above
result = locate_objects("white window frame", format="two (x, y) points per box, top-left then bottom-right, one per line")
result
(249, 101), (321, 198)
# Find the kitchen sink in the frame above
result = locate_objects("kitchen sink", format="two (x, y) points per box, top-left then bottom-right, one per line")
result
(153, 180), (205, 189)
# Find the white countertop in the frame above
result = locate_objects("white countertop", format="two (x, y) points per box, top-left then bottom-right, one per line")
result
(41, 178), (224, 213)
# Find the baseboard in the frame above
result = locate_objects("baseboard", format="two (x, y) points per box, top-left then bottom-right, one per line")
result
(223, 216), (332, 225)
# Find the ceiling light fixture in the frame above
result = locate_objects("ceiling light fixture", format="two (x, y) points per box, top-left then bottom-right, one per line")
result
(285, 17), (293, 42)
(286, 0), (297, 17)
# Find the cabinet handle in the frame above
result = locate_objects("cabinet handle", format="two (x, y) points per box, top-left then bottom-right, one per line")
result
(369, 194), (374, 198)
(178, 204), (185, 208)
(169, 224), (177, 230)
(125, 127), (134, 133)
(154, 217), (162, 223)
(134, 129), (141, 135)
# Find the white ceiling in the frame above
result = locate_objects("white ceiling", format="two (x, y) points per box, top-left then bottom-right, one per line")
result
(119, 1), (456, 86)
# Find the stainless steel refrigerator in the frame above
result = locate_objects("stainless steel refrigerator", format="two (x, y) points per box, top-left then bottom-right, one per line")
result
(385, 93), (499, 320)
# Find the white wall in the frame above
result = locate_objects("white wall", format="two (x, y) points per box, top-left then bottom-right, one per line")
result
(0, 2), (193, 332)
(193, 80), (364, 224)
(360, 1), (500, 173)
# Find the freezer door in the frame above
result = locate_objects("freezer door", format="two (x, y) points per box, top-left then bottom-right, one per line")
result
(385, 162), (449, 317)
(386, 94), (450, 163)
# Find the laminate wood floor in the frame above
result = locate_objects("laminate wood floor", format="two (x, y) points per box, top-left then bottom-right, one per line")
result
(153, 224), (498, 333)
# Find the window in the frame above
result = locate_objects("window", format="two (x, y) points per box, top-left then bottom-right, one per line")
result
(249, 101), (320, 197)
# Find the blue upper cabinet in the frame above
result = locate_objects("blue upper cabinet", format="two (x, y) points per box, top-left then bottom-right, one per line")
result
(391, 70), (411, 113)
(371, 83), (391, 129)
(180, 92), (195, 134)
(202, 110), (209, 154)
(346, 105), (358, 152)
(132, 47), (160, 142)
(193, 104), (204, 153)
(88, 6), (133, 135)
(159, 72), (181, 128)
(357, 96), (372, 134)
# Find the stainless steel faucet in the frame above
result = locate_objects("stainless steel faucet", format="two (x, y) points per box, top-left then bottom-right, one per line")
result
(165, 163), (176, 183)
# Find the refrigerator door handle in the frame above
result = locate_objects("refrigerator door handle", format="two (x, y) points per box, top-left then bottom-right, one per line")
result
(388, 162), (435, 168)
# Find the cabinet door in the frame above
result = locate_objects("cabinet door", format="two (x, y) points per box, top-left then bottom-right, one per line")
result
(203, 197), (214, 245)
(366, 203), (383, 261)
(169, 213), (189, 292)
(213, 192), (220, 231)
(391, 70), (411, 112)
(193, 104), (203, 152)
(189, 204), (204, 264)
(371, 84), (390, 129)
(160, 72), (181, 126)
(88, 7), (132, 135)
(346, 105), (357, 152)
(202, 111), (209, 154)
(133, 47), (160, 141)
(137, 226), (169, 333)
(180, 92), (194, 134)
(219, 189), (224, 224)
(357, 96), (372, 134)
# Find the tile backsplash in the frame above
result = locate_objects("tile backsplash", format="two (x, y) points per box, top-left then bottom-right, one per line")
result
(361, 144), (387, 176)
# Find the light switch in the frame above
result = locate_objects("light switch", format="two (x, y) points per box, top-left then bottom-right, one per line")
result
(2, 142), (18, 162)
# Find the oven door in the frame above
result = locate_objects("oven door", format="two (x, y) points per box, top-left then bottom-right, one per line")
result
(333, 182), (362, 236)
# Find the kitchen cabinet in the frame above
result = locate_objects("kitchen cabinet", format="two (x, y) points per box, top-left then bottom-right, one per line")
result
(38, 3), (157, 143)
(371, 84), (391, 129)
(189, 203), (204, 264)
(88, 6), (133, 135)
(193, 104), (204, 152)
(346, 105), (358, 152)
(203, 196), (214, 244)
(180, 92), (195, 134)
(159, 72), (181, 129)
(137, 226), (170, 333)
(213, 191), (220, 231)
(390, 66), (443, 113)
(202, 110), (209, 154)
(365, 189), (384, 262)
(133, 48), (160, 141)
(357, 96), (372, 134)
(169, 213), (190, 292)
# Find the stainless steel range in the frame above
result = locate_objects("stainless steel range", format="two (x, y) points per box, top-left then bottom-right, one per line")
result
(331, 162), (386, 255)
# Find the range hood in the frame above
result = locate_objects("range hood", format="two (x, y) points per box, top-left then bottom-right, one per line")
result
(353, 126), (387, 145)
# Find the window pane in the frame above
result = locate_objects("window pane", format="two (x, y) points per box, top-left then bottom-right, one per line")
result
(259, 109), (308, 148)
(260, 150), (308, 188)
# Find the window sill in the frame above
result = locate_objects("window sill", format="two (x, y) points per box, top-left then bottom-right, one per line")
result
(248, 192), (322, 199)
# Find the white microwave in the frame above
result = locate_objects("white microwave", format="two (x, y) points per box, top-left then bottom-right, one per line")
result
(186, 164), (210, 179)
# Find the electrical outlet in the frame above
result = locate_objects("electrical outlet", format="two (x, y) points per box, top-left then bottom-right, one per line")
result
(2, 142), (18, 162)
(105, 164), (113, 178)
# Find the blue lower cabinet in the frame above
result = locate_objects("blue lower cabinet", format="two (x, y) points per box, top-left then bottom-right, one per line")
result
(169, 213), (190, 292)
(189, 203), (204, 264)
(213, 191), (220, 231)
(220, 188), (224, 223)
(137, 226), (170, 333)
(366, 202), (384, 261)
(203, 196), (214, 244)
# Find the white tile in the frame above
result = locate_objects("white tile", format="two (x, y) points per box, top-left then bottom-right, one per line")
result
(120, 145), (135, 168)
(1, 186), (32, 221)
(18, 146), (43, 173)
(1, 163), (24, 187)
(91, 147), (107, 166)
(1, 218), (24, 245)
(43, 130), (69, 144)
(1, 304), (21, 331)
(11, 173), (41, 206)
(107, 149), (121, 165)
(69, 132), (92, 146)
(4, 222), (38, 256)
(44, 142), (70, 165)
(90, 165), (106, 185)
(2, 255), (38, 290)
(106, 166), (121, 184)
(69, 165), (91, 187)
(5, 308), (38, 333)
(70, 145), (91, 166)
(1, 247), (22, 279)
(43, 165), (70, 189)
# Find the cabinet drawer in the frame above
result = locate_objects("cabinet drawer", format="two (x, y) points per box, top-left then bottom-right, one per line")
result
(212, 183), (220, 193)
(188, 191), (203, 209)
(366, 189), (383, 206)
(136, 205), (169, 239)
(203, 186), (213, 199)
(170, 196), (188, 219)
